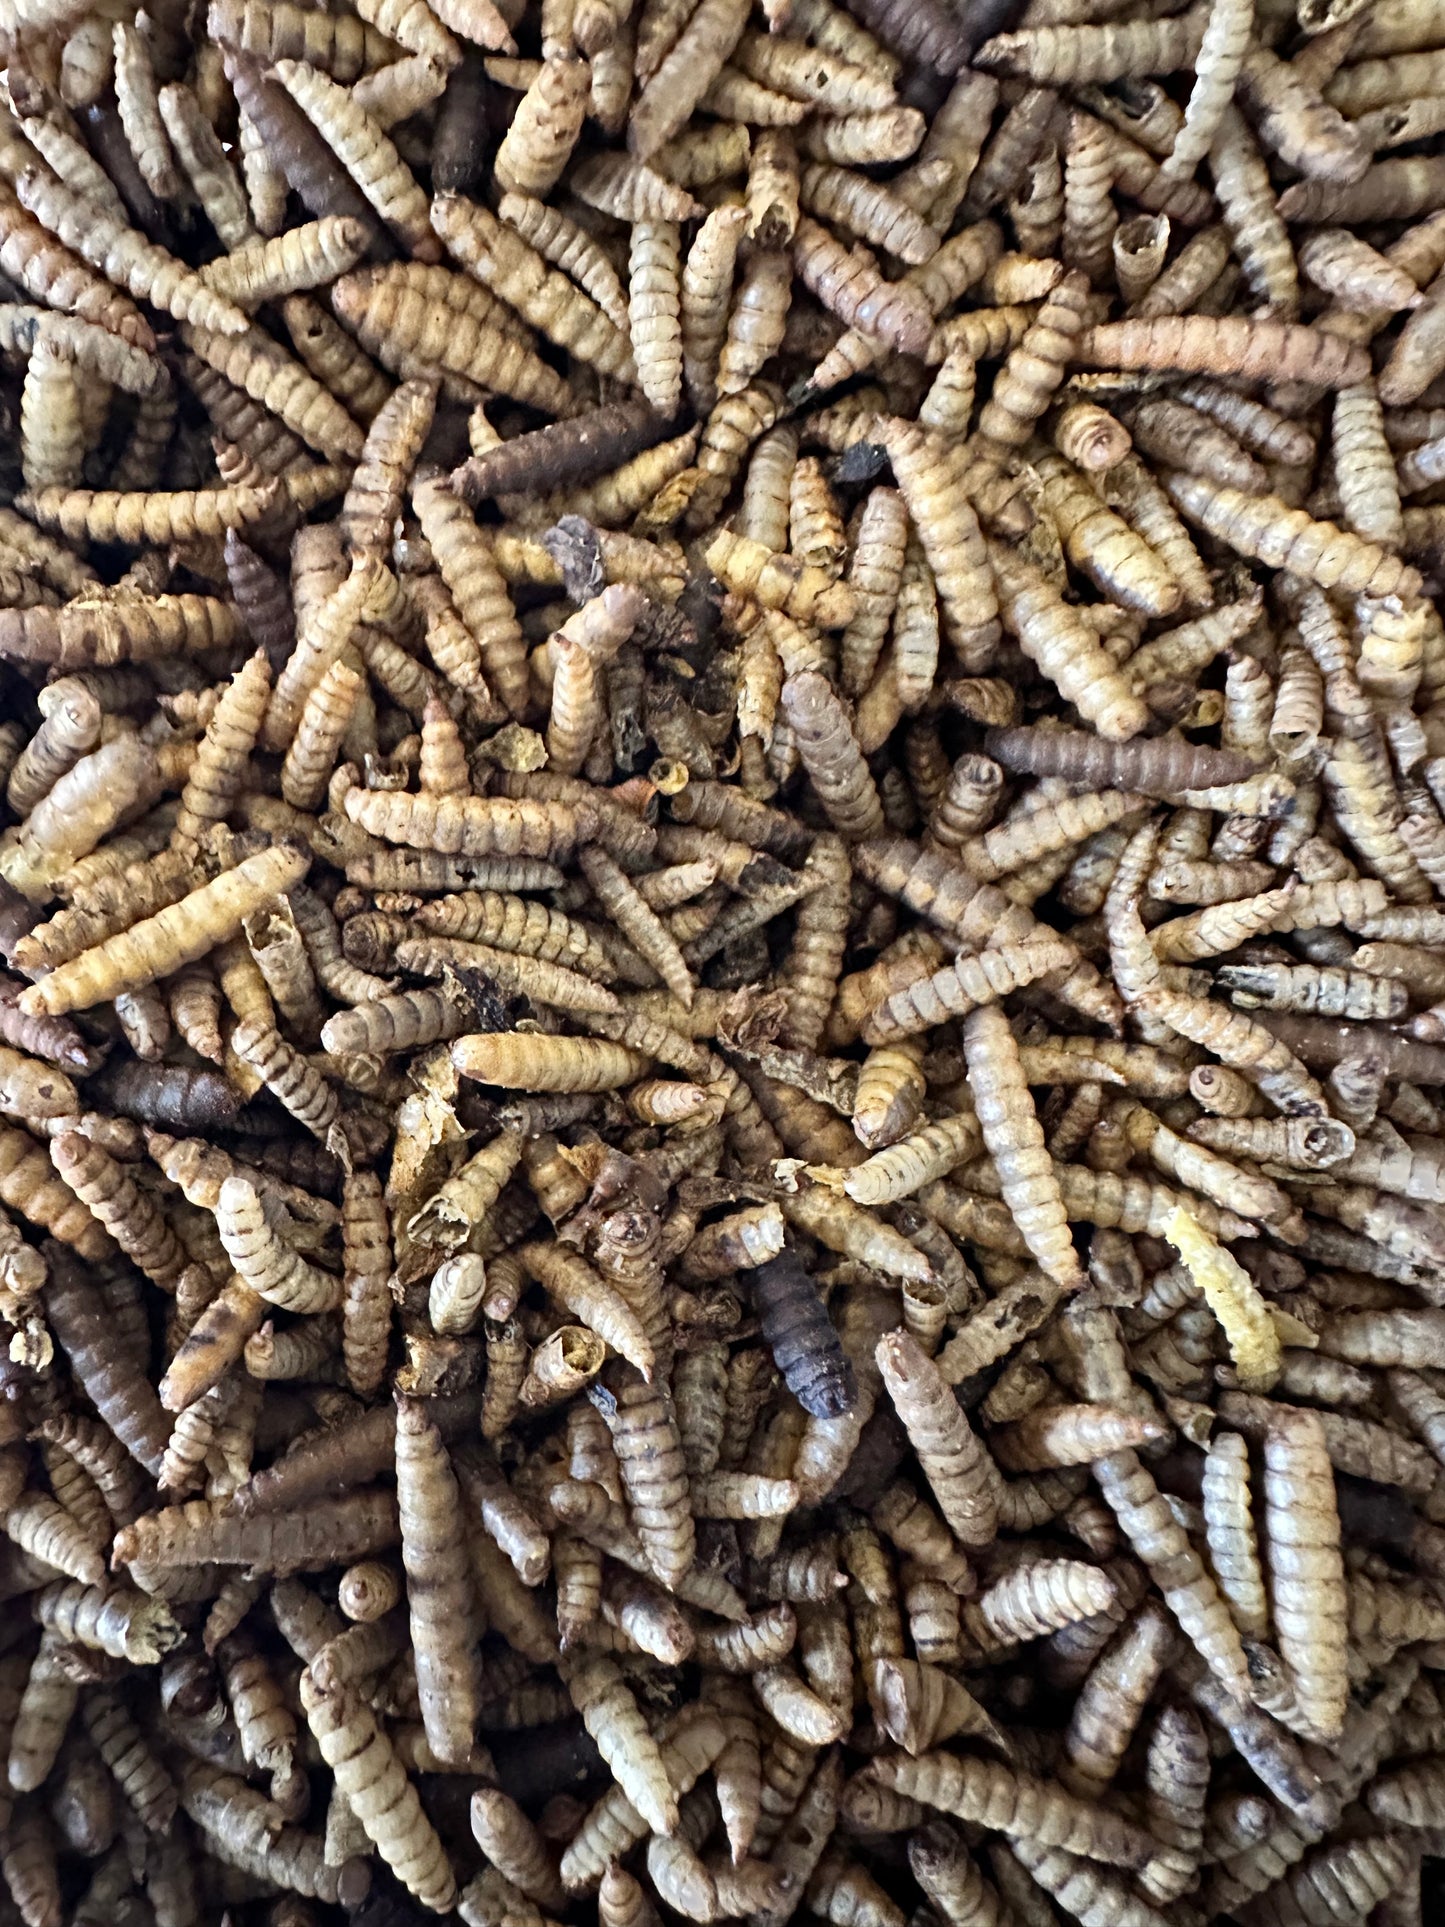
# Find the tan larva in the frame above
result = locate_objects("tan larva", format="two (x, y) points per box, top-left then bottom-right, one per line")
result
(300, 1668), (456, 1911)
(395, 1393), (480, 1767)
(868, 1749), (1172, 1878)
(1200, 1429), (1269, 1639)
(1263, 1404), (1350, 1741)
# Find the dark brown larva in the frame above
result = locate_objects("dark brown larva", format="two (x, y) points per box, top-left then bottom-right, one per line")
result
(751, 1247), (858, 1419)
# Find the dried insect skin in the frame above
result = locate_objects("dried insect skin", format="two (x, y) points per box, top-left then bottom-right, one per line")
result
(559, 1650), (677, 1837)
(20, 843), (310, 1018)
(875, 420), (1000, 670)
(875, 1330), (1000, 1549)
(961, 1002), (1083, 1293)
(775, 671), (883, 843)
(1165, 1204), (1282, 1390)
(792, 216), (933, 361)
(1057, 1597), (1175, 1804)
(113, 1486), (399, 1572)
(332, 269), (576, 416)
(50, 1132), (187, 1292)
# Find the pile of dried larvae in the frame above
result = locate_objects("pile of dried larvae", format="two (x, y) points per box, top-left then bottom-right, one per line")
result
(11, 0), (1445, 1925)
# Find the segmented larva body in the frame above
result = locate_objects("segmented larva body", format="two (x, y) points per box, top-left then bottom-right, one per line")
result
(875, 417), (1000, 671)
(629, 220), (684, 417)
(1093, 1449), (1250, 1700)
(962, 1003), (1083, 1293)
(876, 1330), (1003, 1547)
(752, 1249), (855, 1419)
(493, 53), (589, 196)
(1263, 1405), (1349, 1741)
(1199, 1429), (1269, 1638)
(299, 1668), (456, 1910)
(868, 1749), (1168, 1874)
(1059, 1598), (1176, 1801)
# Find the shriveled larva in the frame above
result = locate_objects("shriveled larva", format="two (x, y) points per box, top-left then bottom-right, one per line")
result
(792, 216), (933, 360)
(961, 1003), (1083, 1293)
(558, 1650), (677, 1836)
(991, 548), (1151, 744)
(870, 1748), (1170, 1880)
(1164, 1204), (1281, 1393)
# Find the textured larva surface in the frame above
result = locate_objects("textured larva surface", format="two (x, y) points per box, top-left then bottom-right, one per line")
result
(0, 6), (1443, 1926)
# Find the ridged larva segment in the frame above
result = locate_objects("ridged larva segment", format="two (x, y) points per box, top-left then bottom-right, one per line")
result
(520, 1241), (655, 1380)
(432, 195), (636, 383)
(875, 418), (1000, 670)
(199, 215), (372, 307)
(14, 165), (251, 337)
(751, 1249), (856, 1420)
(991, 1403), (1167, 1472)
(773, 831), (849, 1051)
(1078, 315), (1371, 388)
(559, 1650), (678, 1836)
(173, 652), (271, 845)
(971, 1560), (1118, 1646)
(412, 477), (530, 721)
(1141, 1703), (1208, 1902)
(593, 1367), (695, 1589)
(861, 939), (1078, 1045)
(18, 843), (310, 1018)
(216, 1175), (342, 1313)
(629, 220), (684, 416)
(1059, 1599), (1176, 1801)
(330, 269), (576, 414)
(1165, 474), (1421, 601)
(975, 267), (1092, 452)
(792, 215), (933, 359)
(780, 672), (884, 842)
(867, 1749), (1169, 1874)
(992, 551), (1152, 744)
(493, 53), (589, 196)
(48, 1131), (187, 1290)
